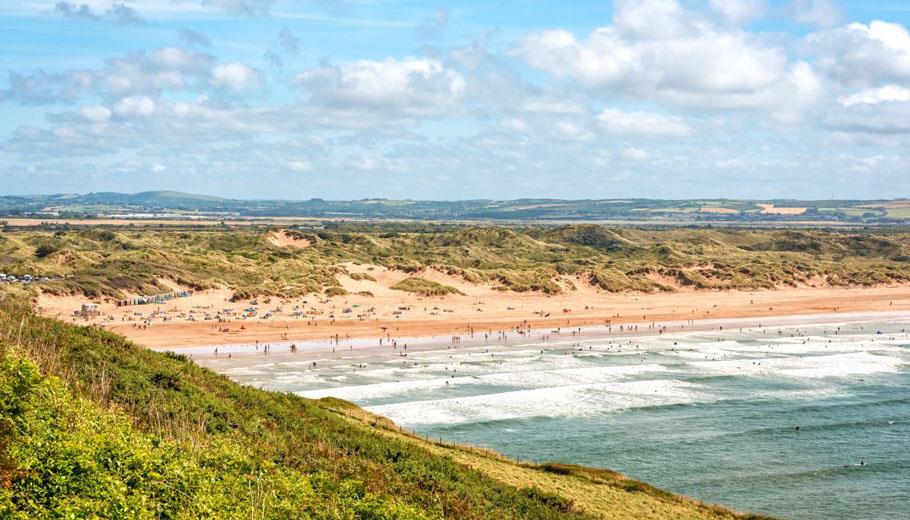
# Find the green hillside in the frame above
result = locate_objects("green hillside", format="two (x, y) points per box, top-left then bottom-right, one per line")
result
(0, 295), (771, 519)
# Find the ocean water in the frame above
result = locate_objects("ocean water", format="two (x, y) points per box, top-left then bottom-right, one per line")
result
(219, 320), (910, 519)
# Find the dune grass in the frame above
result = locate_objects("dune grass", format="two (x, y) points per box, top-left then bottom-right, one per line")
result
(391, 277), (465, 296)
(0, 224), (907, 301)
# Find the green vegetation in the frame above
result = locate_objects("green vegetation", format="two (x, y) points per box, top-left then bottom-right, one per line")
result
(0, 296), (770, 519)
(391, 277), (464, 296)
(349, 272), (377, 282)
(1, 225), (908, 299)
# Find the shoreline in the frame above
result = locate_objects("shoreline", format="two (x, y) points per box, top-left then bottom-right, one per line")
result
(178, 309), (909, 370)
(40, 284), (910, 356)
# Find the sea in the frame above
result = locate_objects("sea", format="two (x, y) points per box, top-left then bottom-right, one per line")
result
(207, 318), (910, 519)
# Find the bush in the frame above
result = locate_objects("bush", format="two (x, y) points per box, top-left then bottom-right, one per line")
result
(34, 242), (59, 258)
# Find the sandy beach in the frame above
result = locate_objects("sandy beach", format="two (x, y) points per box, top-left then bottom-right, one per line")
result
(36, 263), (910, 353)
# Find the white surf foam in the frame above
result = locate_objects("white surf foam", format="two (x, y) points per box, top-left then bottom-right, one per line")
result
(366, 379), (708, 426)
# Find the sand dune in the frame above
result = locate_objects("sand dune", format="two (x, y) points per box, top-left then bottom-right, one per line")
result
(265, 229), (312, 248)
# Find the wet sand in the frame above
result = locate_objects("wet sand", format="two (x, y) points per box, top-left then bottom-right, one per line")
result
(184, 309), (910, 371)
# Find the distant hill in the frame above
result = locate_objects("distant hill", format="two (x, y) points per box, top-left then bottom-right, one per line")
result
(0, 192), (907, 224)
(72, 191), (229, 209)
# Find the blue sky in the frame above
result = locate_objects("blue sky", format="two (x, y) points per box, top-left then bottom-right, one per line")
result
(1, 0), (908, 200)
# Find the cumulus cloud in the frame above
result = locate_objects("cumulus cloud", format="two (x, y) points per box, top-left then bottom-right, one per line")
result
(512, 0), (821, 117)
(210, 63), (262, 91)
(449, 31), (587, 117)
(621, 147), (649, 160)
(787, 0), (843, 28)
(53, 2), (98, 21)
(277, 28), (300, 55)
(113, 96), (156, 118)
(103, 47), (214, 97)
(1, 47), (265, 103)
(597, 109), (692, 137)
(0, 69), (94, 104)
(287, 160), (314, 172)
(53, 2), (146, 25)
(827, 98), (910, 136)
(3, 96), (300, 160)
(417, 8), (449, 40)
(79, 105), (112, 122)
(4, 0), (907, 198)
(202, 0), (278, 16)
(553, 120), (594, 141)
(839, 85), (910, 107)
(264, 28), (300, 67)
(295, 58), (465, 115)
(710, 0), (766, 24)
(802, 21), (910, 87)
(107, 2), (145, 24)
(178, 28), (212, 47)
(612, 0), (687, 40)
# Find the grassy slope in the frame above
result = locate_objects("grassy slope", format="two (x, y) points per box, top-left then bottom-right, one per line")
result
(391, 277), (465, 296)
(0, 295), (770, 519)
(1, 225), (908, 299)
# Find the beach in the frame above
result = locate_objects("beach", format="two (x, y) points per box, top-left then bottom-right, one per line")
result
(36, 265), (910, 353)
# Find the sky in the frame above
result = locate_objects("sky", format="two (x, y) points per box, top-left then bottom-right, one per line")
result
(0, 0), (908, 200)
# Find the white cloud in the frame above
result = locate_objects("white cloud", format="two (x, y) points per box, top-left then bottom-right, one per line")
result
(287, 160), (313, 172)
(103, 47), (213, 97)
(553, 120), (594, 141)
(840, 85), (910, 107)
(499, 117), (529, 132)
(710, 0), (766, 24)
(598, 109), (693, 136)
(513, 29), (635, 89)
(113, 96), (156, 118)
(177, 28), (212, 47)
(613, 0), (686, 40)
(150, 163), (167, 172)
(827, 99), (910, 136)
(787, 0), (843, 28)
(1, 47), (264, 103)
(513, 1), (820, 116)
(621, 147), (649, 160)
(0, 69), (94, 104)
(53, 2), (146, 25)
(79, 105), (112, 122)
(202, 0), (278, 16)
(151, 47), (206, 70)
(802, 21), (910, 87)
(295, 58), (465, 115)
(351, 157), (383, 171)
(210, 62), (261, 91)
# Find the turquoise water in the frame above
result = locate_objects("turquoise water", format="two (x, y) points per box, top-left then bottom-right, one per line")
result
(221, 320), (910, 519)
